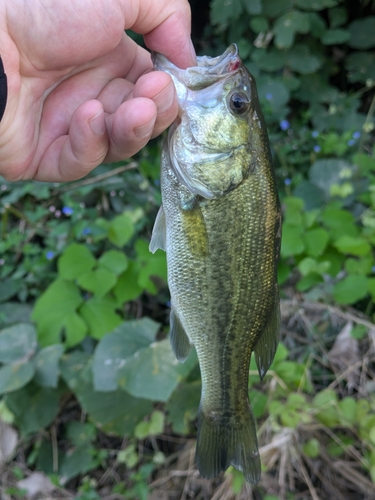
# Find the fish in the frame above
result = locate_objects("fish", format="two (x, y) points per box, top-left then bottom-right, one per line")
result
(150, 44), (281, 484)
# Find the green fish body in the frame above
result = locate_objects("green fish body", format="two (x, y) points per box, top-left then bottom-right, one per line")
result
(150, 45), (281, 484)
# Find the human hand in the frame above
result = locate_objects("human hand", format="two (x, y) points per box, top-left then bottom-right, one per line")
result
(0, 0), (195, 182)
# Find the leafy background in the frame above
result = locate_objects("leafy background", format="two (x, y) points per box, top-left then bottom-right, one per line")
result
(1, 0), (375, 499)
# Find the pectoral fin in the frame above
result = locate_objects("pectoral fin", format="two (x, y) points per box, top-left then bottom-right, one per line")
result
(149, 205), (166, 253)
(254, 287), (280, 380)
(170, 308), (192, 363)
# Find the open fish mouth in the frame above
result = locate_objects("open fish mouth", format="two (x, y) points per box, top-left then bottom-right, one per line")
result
(152, 44), (241, 92)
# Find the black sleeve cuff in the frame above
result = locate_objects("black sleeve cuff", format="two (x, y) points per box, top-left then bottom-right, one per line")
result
(0, 56), (7, 122)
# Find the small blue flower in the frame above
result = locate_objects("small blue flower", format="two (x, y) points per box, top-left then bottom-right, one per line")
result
(82, 227), (91, 236)
(313, 145), (321, 153)
(166, 300), (171, 308)
(284, 178), (292, 186)
(372, 265), (375, 273)
(353, 131), (361, 139)
(347, 139), (356, 147)
(280, 120), (290, 131)
(62, 206), (74, 216)
(266, 93), (273, 101)
(312, 130), (319, 138)
(154, 179), (160, 187)
(46, 251), (55, 260)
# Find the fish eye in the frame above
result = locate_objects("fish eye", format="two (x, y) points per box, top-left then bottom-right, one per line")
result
(229, 92), (250, 115)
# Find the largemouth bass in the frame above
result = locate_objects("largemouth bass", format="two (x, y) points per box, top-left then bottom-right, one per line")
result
(150, 44), (281, 483)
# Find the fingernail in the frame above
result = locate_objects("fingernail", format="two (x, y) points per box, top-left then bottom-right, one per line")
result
(89, 109), (106, 135)
(134, 119), (154, 139)
(189, 39), (197, 66)
(153, 82), (175, 114)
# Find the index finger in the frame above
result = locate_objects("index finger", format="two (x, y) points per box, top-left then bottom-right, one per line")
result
(123, 0), (196, 69)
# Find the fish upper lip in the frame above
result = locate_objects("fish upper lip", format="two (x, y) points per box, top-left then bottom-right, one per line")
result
(152, 43), (242, 91)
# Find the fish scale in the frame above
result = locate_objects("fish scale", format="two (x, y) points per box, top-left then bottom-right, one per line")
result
(150, 44), (281, 483)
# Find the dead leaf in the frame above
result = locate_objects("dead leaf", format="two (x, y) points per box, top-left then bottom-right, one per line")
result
(17, 472), (55, 498)
(0, 420), (18, 463)
(328, 322), (360, 388)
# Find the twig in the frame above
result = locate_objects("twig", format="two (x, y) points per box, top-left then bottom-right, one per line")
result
(51, 424), (59, 473)
(54, 162), (138, 193)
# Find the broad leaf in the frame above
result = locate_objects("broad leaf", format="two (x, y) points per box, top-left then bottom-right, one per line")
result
(92, 318), (160, 391)
(118, 339), (198, 402)
(5, 383), (61, 436)
(0, 323), (37, 363)
(108, 213), (135, 247)
(98, 250), (128, 275)
(60, 353), (152, 436)
(77, 268), (117, 297)
(0, 361), (35, 394)
(58, 244), (96, 280)
(333, 275), (368, 305)
(34, 344), (64, 388)
(79, 297), (122, 340)
(32, 279), (83, 346)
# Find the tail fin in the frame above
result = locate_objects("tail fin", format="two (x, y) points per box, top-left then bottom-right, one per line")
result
(195, 404), (261, 484)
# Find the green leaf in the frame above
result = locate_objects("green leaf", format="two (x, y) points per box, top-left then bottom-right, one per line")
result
(309, 159), (352, 198)
(98, 250), (128, 275)
(5, 383), (61, 436)
(58, 244), (96, 280)
(287, 44), (322, 74)
(92, 318), (160, 391)
(64, 312), (88, 347)
(262, 0), (291, 17)
(333, 275), (368, 305)
(108, 213), (135, 247)
(77, 268), (117, 297)
(346, 52), (375, 84)
(313, 389), (339, 427)
(280, 224), (305, 257)
(296, 273), (323, 292)
(166, 381), (200, 434)
(295, 0), (338, 10)
(118, 339), (197, 402)
(79, 297), (122, 340)
(334, 236), (371, 257)
(250, 16), (268, 33)
(242, 0), (262, 15)
(33, 344), (64, 388)
(0, 361), (35, 394)
(274, 10), (310, 49)
(249, 390), (268, 418)
(135, 410), (165, 439)
(136, 239), (167, 294)
(210, 0), (243, 25)
(257, 78), (290, 111)
(251, 48), (287, 72)
(113, 261), (143, 304)
(348, 17), (375, 50)
(60, 446), (97, 482)
(303, 228), (329, 257)
(0, 303), (32, 328)
(302, 438), (320, 458)
(60, 353), (152, 436)
(66, 422), (96, 446)
(32, 279), (83, 346)
(293, 181), (325, 210)
(0, 323), (37, 363)
(320, 206), (358, 240)
(0, 278), (23, 303)
(328, 6), (347, 28)
(321, 29), (350, 45)
(338, 397), (357, 426)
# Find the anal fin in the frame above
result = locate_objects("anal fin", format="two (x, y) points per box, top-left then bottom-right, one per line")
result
(170, 308), (192, 363)
(254, 286), (280, 380)
(149, 205), (166, 254)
